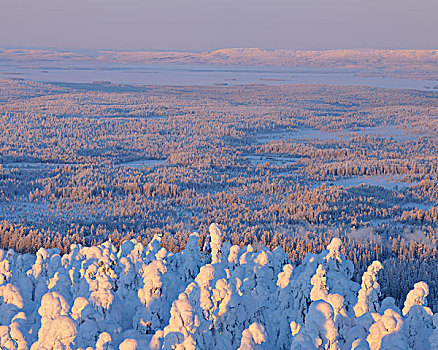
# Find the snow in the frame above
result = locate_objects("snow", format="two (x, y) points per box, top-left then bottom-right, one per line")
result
(354, 261), (383, 318)
(209, 223), (224, 264)
(238, 323), (268, 350)
(0, 225), (436, 349)
(366, 308), (408, 350)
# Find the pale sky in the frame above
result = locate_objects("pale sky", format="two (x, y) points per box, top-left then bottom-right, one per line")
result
(1, 0), (437, 51)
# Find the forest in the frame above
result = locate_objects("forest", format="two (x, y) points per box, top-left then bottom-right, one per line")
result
(0, 78), (438, 316)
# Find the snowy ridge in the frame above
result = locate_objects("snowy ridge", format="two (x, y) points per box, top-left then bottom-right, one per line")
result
(1, 48), (438, 80)
(0, 223), (436, 349)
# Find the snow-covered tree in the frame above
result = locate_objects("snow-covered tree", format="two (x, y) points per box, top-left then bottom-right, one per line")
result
(210, 223), (224, 264)
(31, 291), (78, 350)
(366, 308), (407, 350)
(403, 282), (434, 349)
(0, 225), (435, 349)
(354, 261), (383, 318)
(291, 300), (339, 350)
(238, 322), (268, 350)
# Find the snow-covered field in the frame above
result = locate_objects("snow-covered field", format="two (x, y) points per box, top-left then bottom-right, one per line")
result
(256, 125), (416, 144)
(0, 223), (435, 349)
(121, 159), (167, 169)
(333, 176), (415, 191)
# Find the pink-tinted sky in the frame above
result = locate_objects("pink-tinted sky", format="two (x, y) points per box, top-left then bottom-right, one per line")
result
(1, 0), (436, 50)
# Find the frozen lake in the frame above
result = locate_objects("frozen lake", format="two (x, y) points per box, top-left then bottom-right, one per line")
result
(245, 154), (300, 166)
(1, 62), (438, 90)
(121, 159), (167, 168)
(0, 162), (73, 170)
(333, 175), (416, 190)
(256, 125), (417, 144)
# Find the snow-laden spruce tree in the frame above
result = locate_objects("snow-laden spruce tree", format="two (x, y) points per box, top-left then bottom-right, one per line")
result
(291, 300), (339, 350)
(346, 261), (384, 349)
(30, 291), (78, 350)
(298, 262), (349, 348)
(0, 318), (28, 350)
(209, 223), (224, 264)
(26, 247), (61, 304)
(402, 282), (434, 349)
(134, 259), (175, 335)
(71, 296), (106, 347)
(238, 322), (268, 350)
(354, 261), (383, 318)
(161, 279), (215, 349)
(0, 249), (13, 284)
(178, 232), (203, 282)
(366, 308), (408, 350)
(319, 238), (359, 316)
(273, 263), (313, 350)
(274, 251), (318, 329)
(0, 283), (24, 326)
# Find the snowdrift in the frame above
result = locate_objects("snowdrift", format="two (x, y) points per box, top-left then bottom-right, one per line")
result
(0, 223), (436, 349)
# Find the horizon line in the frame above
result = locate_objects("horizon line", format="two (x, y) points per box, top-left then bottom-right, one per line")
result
(2, 46), (438, 53)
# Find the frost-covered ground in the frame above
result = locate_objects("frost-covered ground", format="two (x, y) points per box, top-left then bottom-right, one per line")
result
(0, 223), (436, 349)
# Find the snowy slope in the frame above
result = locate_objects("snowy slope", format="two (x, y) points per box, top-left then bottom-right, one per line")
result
(0, 223), (436, 349)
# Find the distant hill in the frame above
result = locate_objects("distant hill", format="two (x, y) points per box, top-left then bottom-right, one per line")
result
(1, 47), (438, 79)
